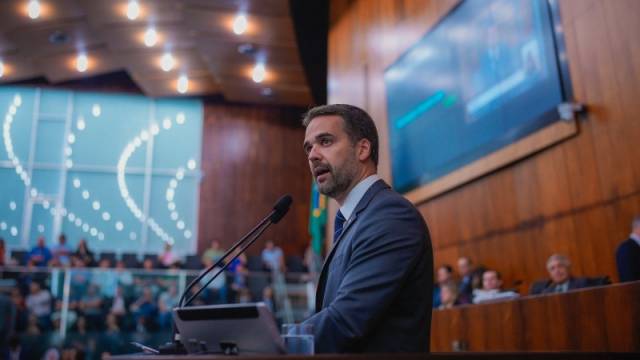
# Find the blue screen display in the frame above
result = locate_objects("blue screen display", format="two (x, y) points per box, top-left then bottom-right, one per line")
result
(385, 0), (566, 193)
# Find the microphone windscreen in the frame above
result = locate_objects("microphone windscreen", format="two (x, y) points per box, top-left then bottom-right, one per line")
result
(270, 194), (293, 224)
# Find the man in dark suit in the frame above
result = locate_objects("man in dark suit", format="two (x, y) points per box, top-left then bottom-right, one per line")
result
(616, 216), (640, 282)
(529, 254), (591, 295)
(300, 104), (433, 353)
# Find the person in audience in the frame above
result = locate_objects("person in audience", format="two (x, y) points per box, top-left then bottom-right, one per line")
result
(157, 284), (179, 328)
(74, 239), (95, 267)
(159, 243), (179, 268)
(457, 257), (475, 302)
(92, 258), (118, 298)
(432, 265), (454, 308)
(78, 284), (103, 330)
(202, 240), (225, 265)
(438, 282), (460, 309)
(27, 236), (52, 267)
(129, 288), (158, 332)
(262, 286), (276, 313)
(261, 240), (285, 272)
(472, 270), (519, 304)
(529, 254), (590, 295)
(616, 215), (640, 282)
(51, 234), (72, 267)
(0, 293), (15, 357)
(10, 288), (28, 333)
(25, 281), (52, 330)
(0, 238), (8, 266)
(69, 255), (91, 306)
(51, 299), (77, 331)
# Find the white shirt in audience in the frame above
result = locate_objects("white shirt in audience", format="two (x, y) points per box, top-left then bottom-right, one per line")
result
(472, 289), (519, 304)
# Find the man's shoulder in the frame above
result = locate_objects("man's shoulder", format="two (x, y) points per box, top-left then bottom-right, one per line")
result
(617, 238), (640, 252)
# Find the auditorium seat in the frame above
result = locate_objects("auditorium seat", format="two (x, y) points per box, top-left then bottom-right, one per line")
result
(286, 255), (307, 273)
(98, 252), (116, 265)
(10, 249), (27, 265)
(185, 255), (203, 270)
(121, 253), (140, 268)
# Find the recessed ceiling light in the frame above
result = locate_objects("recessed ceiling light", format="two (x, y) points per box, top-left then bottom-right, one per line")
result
(76, 54), (88, 72)
(233, 14), (248, 35)
(252, 63), (266, 83)
(127, 0), (140, 20)
(27, 0), (40, 19)
(160, 52), (174, 72)
(261, 88), (273, 96)
(144, 27), (157, 47)
(0, 60), (4, 78)
(177, 74), (188, 94)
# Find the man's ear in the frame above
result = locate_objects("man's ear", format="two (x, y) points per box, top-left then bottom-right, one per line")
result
(356, 139), (372, 162)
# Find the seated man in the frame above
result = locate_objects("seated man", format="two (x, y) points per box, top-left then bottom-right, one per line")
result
(616, 215), (640, 282)
(472, 270), (519, 304)
(530, 254), (590, 295)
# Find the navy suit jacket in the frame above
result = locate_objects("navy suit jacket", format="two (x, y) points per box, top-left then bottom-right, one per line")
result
(616, 238), (640, 282)
(302, 180), (433, 353)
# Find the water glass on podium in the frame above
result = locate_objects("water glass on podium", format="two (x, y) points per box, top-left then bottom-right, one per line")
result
(281, 324), (314, 355)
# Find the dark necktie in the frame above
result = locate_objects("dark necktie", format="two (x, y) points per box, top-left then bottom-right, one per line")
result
(334, 210), (346, 241)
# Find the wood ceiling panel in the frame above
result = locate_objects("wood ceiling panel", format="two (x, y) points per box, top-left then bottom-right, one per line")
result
(184, 8), (297, 47)
(5, 19), (104, 58)
(0, 0), (312, 106)
(36, 46), (121, 83)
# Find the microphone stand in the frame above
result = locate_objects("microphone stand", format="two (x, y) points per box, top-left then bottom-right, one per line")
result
(159, 208), (279, 354)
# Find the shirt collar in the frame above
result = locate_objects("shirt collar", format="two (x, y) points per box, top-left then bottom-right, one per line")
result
(631, 233), (640, 246)
(339, 174), (380, 221)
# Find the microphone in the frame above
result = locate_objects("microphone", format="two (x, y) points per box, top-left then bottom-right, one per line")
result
(180, 194), (293, 307)
(270, 194), (292, 224)
(160, 195), (293, 354)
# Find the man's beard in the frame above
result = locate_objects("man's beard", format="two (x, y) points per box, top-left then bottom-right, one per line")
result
(316, 155), (358, 199)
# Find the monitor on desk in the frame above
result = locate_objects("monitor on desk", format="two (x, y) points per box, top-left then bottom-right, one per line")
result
(172, 302), (284, 355)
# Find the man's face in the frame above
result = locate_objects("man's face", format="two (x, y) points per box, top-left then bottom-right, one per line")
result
(304, 115), (360, 201)
(482, 271), (502, 290)
(37, 237), (45, 247)
(436, 267), (452, 284)
(547, 259), (570, 284)
(457, 258), (471, 277)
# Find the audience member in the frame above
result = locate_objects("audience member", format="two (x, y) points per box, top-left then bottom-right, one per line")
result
(74, 239), (95, 267)
(159, 243), (179, 268)
(129, 288), (158, 332)
(157, 284), (179, 328)
(201, 240), (225, 265)
(78, 284), (103, 329)
(456, 257), (475, 304)
(0, 293), (15, 358)
(0, 238), (8, 266)
(51, 234), (72, 267)
(27, 237), (52, 267)
(472, 270), (519, 304)
(432, 265), (454, 308)
(9, 288), (28, 333)
(261, 240), (285, 272)
(438, 282), (460, 310)
(616, 215), (640, 282)
(25, 281), (52, 330)
(92, 258), (118, 298)
(529, 254), (590, 295)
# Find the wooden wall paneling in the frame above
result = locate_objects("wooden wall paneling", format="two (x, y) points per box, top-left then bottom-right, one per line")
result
(198, 104), (311, 257)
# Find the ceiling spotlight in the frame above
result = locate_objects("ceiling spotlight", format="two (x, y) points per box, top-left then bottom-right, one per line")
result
(177, 74), (188, 94)
(252, 63), (266, 83)
(0, 60), (4, 78)
(126, 0), (140, 20)
(233, 14), (248, 35)
(144, 27), (157, 47)
(27, 0), (40, 19)
(160, 52), (174, 72)
(76, 53), (88, 72)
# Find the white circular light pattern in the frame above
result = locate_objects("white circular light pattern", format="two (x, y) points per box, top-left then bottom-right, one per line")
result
(0, 222), (6, 230)
(82, 190), (90, 199)
(37, 224), (44, 233)
(92, 201), (100, 210)
(184, 230), (192, 239)
(102, 212), (111, 221)
(65, 146), (72, 157)
(65, 159), (73, 169)
(98, 232), (105, 241)
(126, 0), (140, 20)
(90, 227), (97, 236)
(76, 116), (86, 131)
(160, 53), (175, 72)
(27, 0), (40, 20)
(73, 178), (81, 188)
(42, 200), (50, 209)
(144, 27), (158, 47)
(176, 112), (185, 125)
(233, 14), (248, 35)
(117, 115), (190, 245)
(115, 221), (124, 231)
(177, 74), (188, 94)
(164, 162), (194, 239)
(92, 104), (101, 117)
(129, 232), (137, 240)
(252, 63), (266, 83)
(2, 93), (105, 242)
(82, 223), (89, 232)
(76, 54), (88, 73)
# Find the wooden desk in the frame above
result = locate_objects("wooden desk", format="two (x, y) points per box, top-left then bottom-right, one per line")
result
(431, 281), (640, 352)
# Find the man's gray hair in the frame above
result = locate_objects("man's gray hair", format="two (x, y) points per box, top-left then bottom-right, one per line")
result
(632, 215), (640, 231)
(546, 254), (571, 270)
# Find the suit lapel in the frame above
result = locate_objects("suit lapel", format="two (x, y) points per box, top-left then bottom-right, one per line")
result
(315, 180), (390, 311)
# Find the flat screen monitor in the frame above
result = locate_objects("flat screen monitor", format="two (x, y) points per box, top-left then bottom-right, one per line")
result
(385, 0), (572, 195)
